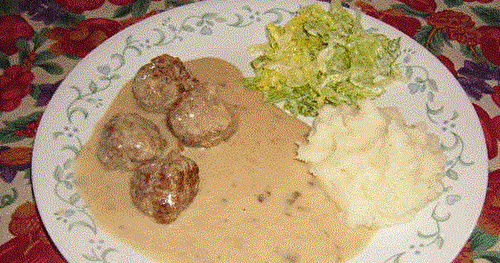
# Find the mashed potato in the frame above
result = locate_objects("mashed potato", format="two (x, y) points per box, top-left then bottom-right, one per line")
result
(296, 100), (447, 228)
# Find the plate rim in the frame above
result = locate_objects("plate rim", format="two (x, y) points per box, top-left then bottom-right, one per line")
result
(31, 0), (489, 262)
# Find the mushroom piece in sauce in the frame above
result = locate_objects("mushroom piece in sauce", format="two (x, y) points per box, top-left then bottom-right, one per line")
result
(130, 152), (200, 224)
(166, 83), (238, 148)
(132, 54), (198, 113)
(96, 112), (167, 171)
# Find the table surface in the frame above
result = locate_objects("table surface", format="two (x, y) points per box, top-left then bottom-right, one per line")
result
(1, 0), (499, 262)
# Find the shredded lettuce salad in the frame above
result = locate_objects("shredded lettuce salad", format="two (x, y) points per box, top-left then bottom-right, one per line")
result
(244, 1), (402, 117)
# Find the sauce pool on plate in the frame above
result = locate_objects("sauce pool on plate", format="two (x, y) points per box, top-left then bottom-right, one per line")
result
(75, 57), (375, 262)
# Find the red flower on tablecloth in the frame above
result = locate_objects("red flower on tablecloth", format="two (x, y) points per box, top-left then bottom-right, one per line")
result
(477, 169), (500, 236)
(0, 65), (35, 112)
(396, 0), (437, 13)
(55, 0), (105, 14)
(110, 0), (161, 4)
(48, 18), (122, 58)
(0, 202), (65, 263)
(491, 86), (500, 107)
(355, 1), (422, 37)
(452, 240), (474, 263)
(109, 0), (136, 5)
(478, 26), (500, 66)
(473, 103), (500, 159)
(0, 15), (35, 56)
(15, 114), (43, 138)
(425, 10), (480, 47)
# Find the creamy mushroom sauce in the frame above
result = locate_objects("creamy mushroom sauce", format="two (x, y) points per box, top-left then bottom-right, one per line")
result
(76, 57), (375, 263)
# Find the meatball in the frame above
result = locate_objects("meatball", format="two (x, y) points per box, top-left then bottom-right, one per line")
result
(166, 83), (238, 148)
(130, 153), (200, 224)
(96, 112), (167, 170)
(132, 54), (198, 113)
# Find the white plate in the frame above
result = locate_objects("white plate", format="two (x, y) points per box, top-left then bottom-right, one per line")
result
(32, 0), (488, 262)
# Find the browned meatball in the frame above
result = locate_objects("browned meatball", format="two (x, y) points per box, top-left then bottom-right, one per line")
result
(166, 83), (238, 148)
(96, 112), (167, 170)
(132, 54), (198, 113)
(130, 153), (200, 224)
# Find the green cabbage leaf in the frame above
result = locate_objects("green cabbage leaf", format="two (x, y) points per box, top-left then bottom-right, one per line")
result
(244, 1), (402, 116)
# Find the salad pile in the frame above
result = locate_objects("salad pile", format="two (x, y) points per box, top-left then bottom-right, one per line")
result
(244, 1), (402, 117)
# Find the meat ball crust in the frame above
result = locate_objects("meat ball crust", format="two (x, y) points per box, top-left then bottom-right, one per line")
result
(130, 153), (200, 224)
(96, 112), (167, 171)
(167, 84), (238, 148)
(132, 54), (198, 113)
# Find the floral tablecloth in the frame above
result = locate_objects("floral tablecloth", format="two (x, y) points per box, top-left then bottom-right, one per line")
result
(0, 0), (499, 262)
